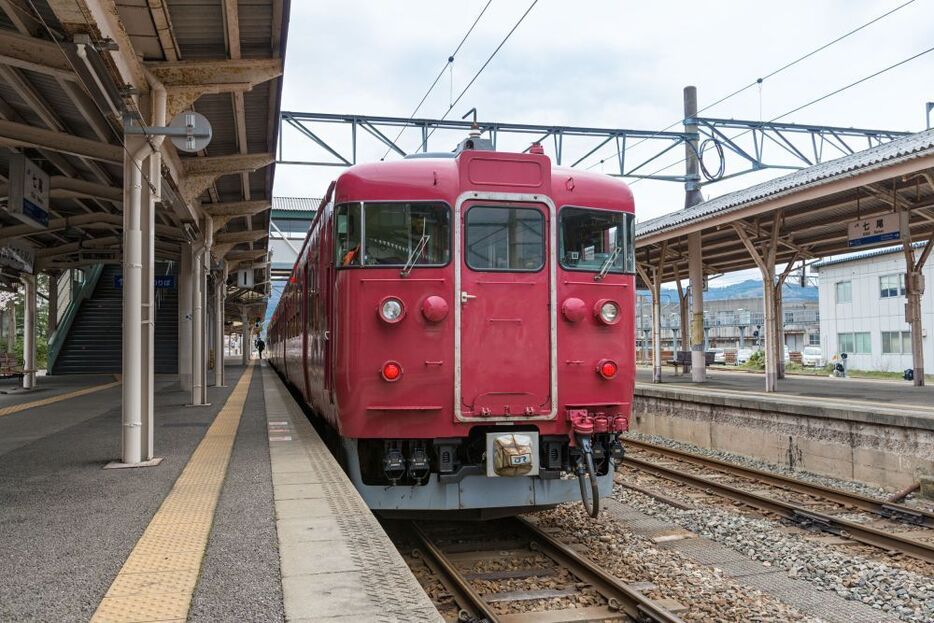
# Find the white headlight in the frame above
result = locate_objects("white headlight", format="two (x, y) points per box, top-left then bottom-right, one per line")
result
(380, 298), (404, 322)
(599, 301), (619, 324)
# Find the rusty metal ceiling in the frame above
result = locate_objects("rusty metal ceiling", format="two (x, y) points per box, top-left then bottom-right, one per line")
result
(0, 0), (290, 313)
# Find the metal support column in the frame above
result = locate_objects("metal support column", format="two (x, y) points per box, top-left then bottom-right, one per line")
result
(191, 243), (208, 405)
(47, 272), (58, 334)
(688, 232), (706, 382)
(215, 265), (227, 387)
(651, 278), (662, 383)
(121, 137), (145, 463)
(241, 307), (249, 365)
(141, 152), (156, 459)
(20, 274), (35, 389)
(179, 244), (193, 392)
(5, 291), (14, 353)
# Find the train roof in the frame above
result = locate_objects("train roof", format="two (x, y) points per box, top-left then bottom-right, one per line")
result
(333, 150), (635, 214)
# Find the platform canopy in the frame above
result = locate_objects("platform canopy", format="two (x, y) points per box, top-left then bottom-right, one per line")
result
(0, 0), (289, 313)
(635, 129), (934, 283)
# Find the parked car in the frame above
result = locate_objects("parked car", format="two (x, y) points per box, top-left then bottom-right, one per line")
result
(709, 348), (726, 364)
(801, 346), (824, 367)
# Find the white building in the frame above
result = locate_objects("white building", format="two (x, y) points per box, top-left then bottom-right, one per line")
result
(814, 243), (932, 372)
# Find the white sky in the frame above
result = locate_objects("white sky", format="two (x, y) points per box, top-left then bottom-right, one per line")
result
(274, 0), (934, 285)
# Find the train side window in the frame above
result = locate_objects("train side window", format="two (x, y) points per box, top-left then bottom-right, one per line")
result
(559, 207), (635, 274)
(465, 206), (544, 271)
(335, 203), (362, 267)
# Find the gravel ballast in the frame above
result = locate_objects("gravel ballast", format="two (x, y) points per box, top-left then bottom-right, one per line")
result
(615, 484), (934, 622)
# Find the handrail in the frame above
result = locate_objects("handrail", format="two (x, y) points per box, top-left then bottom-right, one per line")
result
(47, 264), (104, 374)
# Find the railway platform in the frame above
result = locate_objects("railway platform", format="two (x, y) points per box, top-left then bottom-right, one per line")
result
(0, 360), (438, 623)
(633, 367), (934, 492)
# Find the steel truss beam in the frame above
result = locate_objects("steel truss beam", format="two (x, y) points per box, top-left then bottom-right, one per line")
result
(276, 111), (910, 186)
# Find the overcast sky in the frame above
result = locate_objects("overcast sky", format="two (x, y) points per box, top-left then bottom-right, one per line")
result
(274, 0), (934, 284)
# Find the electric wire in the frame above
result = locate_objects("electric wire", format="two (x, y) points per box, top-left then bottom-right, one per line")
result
(380, 0), (494, 160)
(585, 0), (919, 171)
(629, 43), (934, 186)
(414, 0), (539, 154)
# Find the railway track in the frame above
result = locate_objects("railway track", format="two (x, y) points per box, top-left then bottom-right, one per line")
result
(402, 517), (685, 623)
(620, 438), (934, 565)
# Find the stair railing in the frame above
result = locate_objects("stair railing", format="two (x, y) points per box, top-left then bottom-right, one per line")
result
(47, 264), (105, 374)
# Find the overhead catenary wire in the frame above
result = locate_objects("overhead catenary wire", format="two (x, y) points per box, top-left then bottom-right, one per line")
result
(630, 43), (934, 186)
(414, 0), (539, 154)
(586, 0), (919, 171)
(380, 0), (494, 160)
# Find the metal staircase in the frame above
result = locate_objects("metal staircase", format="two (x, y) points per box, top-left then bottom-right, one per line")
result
(49, 263), (179, 375)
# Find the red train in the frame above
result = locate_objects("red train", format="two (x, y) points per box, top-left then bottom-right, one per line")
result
(268, 133), (635, 517)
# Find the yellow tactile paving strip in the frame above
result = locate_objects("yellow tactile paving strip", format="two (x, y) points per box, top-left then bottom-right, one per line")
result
(0, 376), (121, 418)
(91, 362), (255, 623)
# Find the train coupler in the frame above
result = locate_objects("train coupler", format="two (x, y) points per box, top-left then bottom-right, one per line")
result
(609, 435), (625, 463)
(383, 444), (406, 484)
(407, 446), (430, 484)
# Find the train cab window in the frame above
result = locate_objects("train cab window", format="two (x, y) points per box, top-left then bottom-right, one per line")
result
(559, 207), (635, 274)
(363, 202), (450, 266)
(335, 203), (362, 266)
(465, 206), (544, 271)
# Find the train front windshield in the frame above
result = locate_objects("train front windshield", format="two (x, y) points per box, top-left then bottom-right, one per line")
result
(559, 207), (635, 274)
(335, 202), (450, 267)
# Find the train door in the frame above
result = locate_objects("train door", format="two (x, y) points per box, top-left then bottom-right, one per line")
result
(456, 198), (557, 420)
(322, 208), (335, 402)
(301, 261), (310, 400)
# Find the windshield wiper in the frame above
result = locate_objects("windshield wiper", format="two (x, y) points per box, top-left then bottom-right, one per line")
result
(595, 246), (622, 281)
(401, 234), (430, 277)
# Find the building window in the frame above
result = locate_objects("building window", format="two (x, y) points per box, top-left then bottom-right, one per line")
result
(837, 331), (870, 354)
(808, 333), (821, 346)
(881, 331), (912, 354)
(835, 281), (852, 304)
(879, 274), (906, 298)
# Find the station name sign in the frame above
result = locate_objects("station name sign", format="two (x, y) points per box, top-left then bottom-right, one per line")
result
(5, 154), (49, 229)
(847, 213), (900, 248)
(114, 275), (176, 289)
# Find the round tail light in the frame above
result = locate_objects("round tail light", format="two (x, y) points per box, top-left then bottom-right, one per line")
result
(381, 361), (402, 382)
(379, 297), (404, 323)
(597, 359), (618, 379)
(594, 299), (621, 325)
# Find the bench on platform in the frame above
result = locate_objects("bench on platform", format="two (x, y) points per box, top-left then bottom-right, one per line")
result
(666, 351), (715, 375)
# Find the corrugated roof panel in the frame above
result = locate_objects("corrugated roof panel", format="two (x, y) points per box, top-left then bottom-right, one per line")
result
(273, 197), (322, 212)
(166, 0), (226, 59)
(244, 82), (270, 153)
(812, 241), (927, 269)
(239, 2), (273, 58)
(636, 129), (934, 238)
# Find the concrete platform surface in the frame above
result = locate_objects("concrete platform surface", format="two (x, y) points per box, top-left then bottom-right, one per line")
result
(0, 361), (439, 623)
(262, 365), (442, 623)
(636, 367), (934, 429)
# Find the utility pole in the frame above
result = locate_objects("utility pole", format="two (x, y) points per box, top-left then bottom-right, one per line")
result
(684, 86), (706, 383)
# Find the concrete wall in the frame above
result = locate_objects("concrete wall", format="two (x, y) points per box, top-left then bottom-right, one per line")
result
(817, 249), (934, 372)
(632, 389), (934, 490)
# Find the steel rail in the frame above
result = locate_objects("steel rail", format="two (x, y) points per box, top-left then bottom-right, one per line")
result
(410, 522), (500, 623)
(624, 455), (934, 564)
(515, 517), (686, 623)
(410, 519), (685, 623)
(623, 438), (934, 527)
